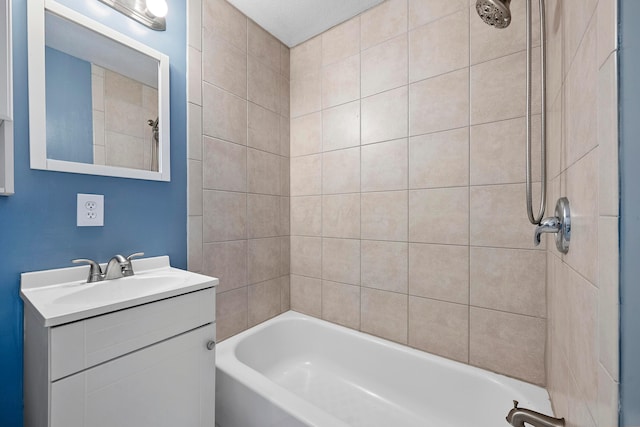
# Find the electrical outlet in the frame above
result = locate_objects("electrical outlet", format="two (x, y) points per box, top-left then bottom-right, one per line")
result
(77, 194), (104, 227)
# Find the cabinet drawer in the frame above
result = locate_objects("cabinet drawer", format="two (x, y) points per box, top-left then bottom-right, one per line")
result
(50, 287), (215, 381)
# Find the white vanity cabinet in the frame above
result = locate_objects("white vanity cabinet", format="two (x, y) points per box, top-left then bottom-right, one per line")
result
(21, 256), (218, 427)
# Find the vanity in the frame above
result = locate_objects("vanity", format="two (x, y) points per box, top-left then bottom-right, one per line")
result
(20, 256), (218, 427)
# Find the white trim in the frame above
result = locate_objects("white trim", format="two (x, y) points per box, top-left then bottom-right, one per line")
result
(1, 0), (13, 195)
(28, 0), (171, 182)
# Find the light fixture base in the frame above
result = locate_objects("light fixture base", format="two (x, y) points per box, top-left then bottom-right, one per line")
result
(98, 0), (166, 31)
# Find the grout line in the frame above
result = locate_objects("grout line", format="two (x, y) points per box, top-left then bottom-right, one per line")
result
(405, 0), (410, 345)
(467, 0), (472, 365)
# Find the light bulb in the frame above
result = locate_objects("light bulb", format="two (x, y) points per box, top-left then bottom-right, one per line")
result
(146, 0), (168, 18)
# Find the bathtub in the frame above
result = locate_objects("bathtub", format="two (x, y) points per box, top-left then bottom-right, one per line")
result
(215, 311), (552, 427)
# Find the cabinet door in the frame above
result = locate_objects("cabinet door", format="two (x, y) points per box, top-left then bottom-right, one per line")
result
(51, 323), (216, 427)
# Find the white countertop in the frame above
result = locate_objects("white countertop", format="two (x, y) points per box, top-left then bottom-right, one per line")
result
(21, 256), (218, 327)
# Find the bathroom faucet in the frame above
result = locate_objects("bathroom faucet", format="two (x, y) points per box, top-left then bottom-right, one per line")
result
(533, 197), (571, 254)
(72, 252), (144, 283)
(506, 401), (565, 427)
(534, 217), (561, 245)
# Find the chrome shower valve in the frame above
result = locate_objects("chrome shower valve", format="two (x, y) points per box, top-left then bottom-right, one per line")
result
(534, 198), (570, 253)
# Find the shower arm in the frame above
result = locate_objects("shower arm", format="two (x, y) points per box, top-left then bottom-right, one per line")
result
(526, 0), (547, 225)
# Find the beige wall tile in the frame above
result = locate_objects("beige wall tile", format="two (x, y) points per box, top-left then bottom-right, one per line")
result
(291, 36), (321, 79)
(409, 9), (469, 82)
(563, 0), (597, 73)
(470, 184), (542, 250)
(361, 0), (407, 50)
(280, 116), (291, 157)
(597, 0), (617, 68)
(323, 194), (361, 239)
(362, 86), (408, 144)
(470, 247), (546, 317)
(203, 0), (247, 53)
(362, 139), (408, 192)
(408, 0), (467, 29)
(188, 103), (202, 161)
(281, 44), (290, 79)
(291, 275), (322, 316)
(290, 236), (322, 278)
(598, 217), (619, 380)
(409, 296), (469, 363)
(202, 29), (247, 98)
(322, 281), (361, 329)
(281, 157), (290, 197)
(409, 187), (469, 245)
(248, 278), (282, 326)
(247, 20), (281, 72)
(409, 243), (469, 304)
(409, 128), (469, 189)
(203, 136), (246, 192)
(188, 216), (203, 273)
(291, 71), (322, 117)
(563, 149), (598, 283)
(290, 196), (322, 237)
(322, 17), (360, 66)
(291, 112), (322, 157)
(217, 287), (248, 341)
(323, 101), (361, 152)
(361, 240), (408, 293)
(247, 149), (281, 195)
(203, 190), (246, 242)
(203, 240), (247, 293)
(248, 237), (281, 284)
(361, 191), (408, 241)
(322, 55), (361, 108)
(280, 75), (290, 118)
(202, 83), (247, 145)
(323, 147), (361, 194)
(470, 0), (540, 65)
(470, 115), (542, 185)
(565, 19), (597, 169)
(248, 103), (280, 155)
(410, 68), (469, 136)
(248, 57), (280, 113)
(470, 307), (546, 385)
(187, 0), (202, 50)
(280, 235), (291, 275)
(362, 35), (408, 97)
(361, 288), (408, 344)
(188, 47), (202, 105)
(247, 194), (280, 239)
(322, 238), (361, 285)
(188, 160), (203, 216)
(470, 49), (541, 125)
(280, 275), (291, 311)
(598, 53), (619, 217)
(291, 154), (322, 196)
(597, 366), (618, 427)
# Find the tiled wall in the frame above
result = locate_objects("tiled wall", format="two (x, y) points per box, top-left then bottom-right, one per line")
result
(544, 0), (619, 426)
(186, 0), (291, 341)
(289, 0), (549, 385)
(91, 65), (159, 170)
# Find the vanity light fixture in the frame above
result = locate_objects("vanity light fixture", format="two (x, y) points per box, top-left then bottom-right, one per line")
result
(98, 0), (167, 31)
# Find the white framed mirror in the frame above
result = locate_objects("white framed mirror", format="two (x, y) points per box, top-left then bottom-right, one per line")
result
(28, 0), (171, 181)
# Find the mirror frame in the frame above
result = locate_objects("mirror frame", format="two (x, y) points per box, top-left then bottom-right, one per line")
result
(27, 0), (171, 181)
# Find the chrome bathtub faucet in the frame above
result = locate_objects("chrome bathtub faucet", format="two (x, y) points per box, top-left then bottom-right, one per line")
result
(506, 400), (565, 427)
(72, 252), (144, 283)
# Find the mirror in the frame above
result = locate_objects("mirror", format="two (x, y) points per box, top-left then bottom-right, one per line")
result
(28, 0), (170, 181)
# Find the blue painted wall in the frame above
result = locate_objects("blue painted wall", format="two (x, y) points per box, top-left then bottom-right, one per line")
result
(0, 1), (186, 426)
(619, 0), (640, 425)
(45, 46), (94, 164)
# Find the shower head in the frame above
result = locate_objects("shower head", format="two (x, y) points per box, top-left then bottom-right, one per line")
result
(475, 0), (512, 29)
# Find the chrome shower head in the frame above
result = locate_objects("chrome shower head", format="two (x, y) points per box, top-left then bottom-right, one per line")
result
(476, 0), (512, 29)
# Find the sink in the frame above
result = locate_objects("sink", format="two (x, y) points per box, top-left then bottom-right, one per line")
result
(21, 256), (218, 326)
(53, 271), (188, 306)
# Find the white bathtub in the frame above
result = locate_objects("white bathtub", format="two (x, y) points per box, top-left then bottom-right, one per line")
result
(215, 311), (552, 427)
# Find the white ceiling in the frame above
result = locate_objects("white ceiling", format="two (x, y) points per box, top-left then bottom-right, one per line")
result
(226, 0), (385, 47)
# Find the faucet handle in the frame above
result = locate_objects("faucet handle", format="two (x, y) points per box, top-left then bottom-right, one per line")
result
(126, 252), (144, 261)
(72, 258), (104, 283)
(512, 400), (519, 409)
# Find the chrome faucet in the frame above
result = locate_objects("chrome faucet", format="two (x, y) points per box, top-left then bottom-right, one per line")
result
(72, 252), (144, 283)
(533, 197), (571, 254)
(506, 401), (565, 427)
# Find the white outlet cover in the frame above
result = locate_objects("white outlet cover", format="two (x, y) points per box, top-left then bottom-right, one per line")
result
(77, 193), (104, 227)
